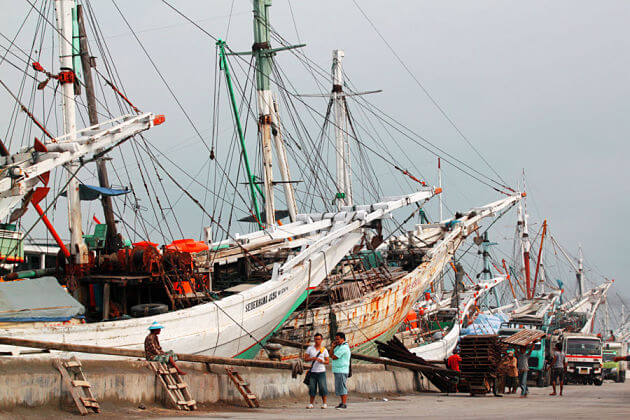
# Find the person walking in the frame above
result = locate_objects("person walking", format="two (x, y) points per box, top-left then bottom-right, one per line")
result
(516, 343), (534, 398)
(304, 333), (329, 409)
(144, 321), (186, 376)
(330, 332), (351, 410)
(550, 343), (567, 396)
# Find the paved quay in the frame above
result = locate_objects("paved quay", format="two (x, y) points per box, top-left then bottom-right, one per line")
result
(181, 381), (629, 419)
(3, 380), (628, 419)
(185, 382), (629, 419)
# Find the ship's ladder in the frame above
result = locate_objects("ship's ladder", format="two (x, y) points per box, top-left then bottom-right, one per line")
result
(148, 361), (197, 410)
(225, 367), (260, 408)
(53, 356), (100, 415)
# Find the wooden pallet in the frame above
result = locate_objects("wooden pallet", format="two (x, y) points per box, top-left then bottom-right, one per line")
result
(502, 329), (545, 347)
(54, 356), (100, 415)
(225, 367), (259, 408)
(148, 362), (196, 411)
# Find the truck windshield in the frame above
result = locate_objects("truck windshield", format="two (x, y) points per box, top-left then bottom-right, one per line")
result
(566, 339), (601, 356)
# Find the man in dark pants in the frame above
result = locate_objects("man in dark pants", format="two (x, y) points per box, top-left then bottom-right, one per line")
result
(516, 343), (534, 397)
(550, 343), (567, 396)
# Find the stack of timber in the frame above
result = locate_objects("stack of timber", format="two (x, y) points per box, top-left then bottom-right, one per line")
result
(459, 335), (505, 395)
(502, 329), (545, 348)
(375, 336), (457, 392)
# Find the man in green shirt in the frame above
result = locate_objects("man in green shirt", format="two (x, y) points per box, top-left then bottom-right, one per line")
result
(330, 332), (351, 409)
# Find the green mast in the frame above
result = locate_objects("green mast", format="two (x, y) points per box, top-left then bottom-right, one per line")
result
(217, 40), (263, 229)
(252, 0), (272, 92)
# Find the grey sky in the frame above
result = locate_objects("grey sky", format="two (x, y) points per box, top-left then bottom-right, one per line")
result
(1, 1), (628, 308)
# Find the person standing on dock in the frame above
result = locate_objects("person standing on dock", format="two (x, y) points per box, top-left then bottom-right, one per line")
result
(331, 332), (351, 410)
(304, 333), (329, 409)
(550, 343), (567, 396)
(144, 321), (186, 376)
(447, 347), (462, 392)
(506, 349), (518, 394)
(516, 343), (534, 398)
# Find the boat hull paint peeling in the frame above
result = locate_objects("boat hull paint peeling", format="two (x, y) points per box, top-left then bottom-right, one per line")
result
(280, 238), (455, 357)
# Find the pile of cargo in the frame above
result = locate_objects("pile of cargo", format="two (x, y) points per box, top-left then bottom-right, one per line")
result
(459, 334), (505, 395)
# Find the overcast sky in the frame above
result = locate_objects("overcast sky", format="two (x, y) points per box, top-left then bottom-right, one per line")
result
(2, 1), (629, 308)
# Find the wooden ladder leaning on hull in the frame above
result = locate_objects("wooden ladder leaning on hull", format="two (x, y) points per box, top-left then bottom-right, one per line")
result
(225, 367), (260, 408)
(53, 356), (100, 415)
(148, 362), (196, 410)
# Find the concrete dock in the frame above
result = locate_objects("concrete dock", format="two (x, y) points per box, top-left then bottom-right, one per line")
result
(1, 354), (628, 418)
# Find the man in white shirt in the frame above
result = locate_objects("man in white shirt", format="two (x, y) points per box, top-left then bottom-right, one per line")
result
(304, 333), (330, 409)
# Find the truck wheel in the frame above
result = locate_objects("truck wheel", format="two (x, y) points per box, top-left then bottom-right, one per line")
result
(594, 377), (603, 386)
(621, 371), (626, 383)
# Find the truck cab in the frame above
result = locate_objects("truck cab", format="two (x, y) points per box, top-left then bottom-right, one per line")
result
(602, 342), (626, 383)
(559, 333), (603, 385)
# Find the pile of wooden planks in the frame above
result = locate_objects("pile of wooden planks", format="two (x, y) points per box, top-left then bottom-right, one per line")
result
(459, 335), (505, 395)
(502, 329), (545, 347)
(375, 336), (458, 392)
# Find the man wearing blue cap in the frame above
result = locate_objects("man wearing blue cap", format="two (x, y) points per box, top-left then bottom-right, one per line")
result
(144, 321), (186, 375)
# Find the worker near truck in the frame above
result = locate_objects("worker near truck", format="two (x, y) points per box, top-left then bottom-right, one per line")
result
(516, 343), (534, 397)
(550, 343), (567, 396)
(144, 321), (186, 376)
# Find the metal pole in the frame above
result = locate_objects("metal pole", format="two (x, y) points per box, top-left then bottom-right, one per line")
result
(54, 0), (88, 264)
(76, 4), (119, 251)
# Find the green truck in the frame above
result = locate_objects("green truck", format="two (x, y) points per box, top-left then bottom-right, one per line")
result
(602, 342), (627, 383)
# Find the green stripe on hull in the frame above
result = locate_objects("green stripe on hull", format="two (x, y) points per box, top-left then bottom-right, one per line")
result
(349, 322), (401, 362)
(235, 289), (310, 359)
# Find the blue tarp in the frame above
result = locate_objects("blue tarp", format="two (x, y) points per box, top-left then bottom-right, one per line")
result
(62, 184), (130, 201)
(0, 277), (85, 322)
(461, 312), (509, 336)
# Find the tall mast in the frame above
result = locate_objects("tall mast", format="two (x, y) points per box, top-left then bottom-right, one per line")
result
(251, 0), (297, 225)
(577, 244), (584, 297)
(332, 49), (351, 208)
(54, 0), (88, 264)
(76, 4), (119, 252)
(438, 157), (443, 220)
(517, 200), (532, 299)
(479, 232), (500, 308)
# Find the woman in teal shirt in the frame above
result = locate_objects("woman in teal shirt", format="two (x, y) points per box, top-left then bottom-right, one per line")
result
(331, 332), (351, 409)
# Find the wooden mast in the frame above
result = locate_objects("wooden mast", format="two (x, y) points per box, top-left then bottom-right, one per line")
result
(251, 0), (298, 225)
(54, 0), (88, 265)
(76, 4), (120, 252)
